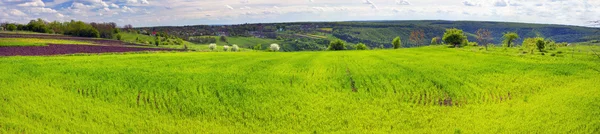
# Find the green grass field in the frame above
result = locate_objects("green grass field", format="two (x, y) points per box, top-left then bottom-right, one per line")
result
(0, 38), (92, 46)
(0, 46), (599, 133)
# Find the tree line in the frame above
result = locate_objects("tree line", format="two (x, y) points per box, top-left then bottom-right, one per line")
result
(1, 18), (119, 39)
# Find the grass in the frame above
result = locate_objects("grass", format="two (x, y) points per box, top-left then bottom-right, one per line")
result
(0, 46), (599, 133)
(0, 38), (93, 46)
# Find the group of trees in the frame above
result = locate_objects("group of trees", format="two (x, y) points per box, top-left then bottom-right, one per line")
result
(437, 28), (567, 55)
(1, 18), (120, 38)
(188, 36), (217, 44)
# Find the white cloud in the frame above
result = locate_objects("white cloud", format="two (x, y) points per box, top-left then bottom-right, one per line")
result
(396, 0), (410, 5)
(9, 9), (27, 16)
(226, 5), (234, 10)
(17, 0), (45, 7)
(126, 0), (149, 4)
(494, 0), (508, 7)
(122, 6), (134, 12)
(27, 7), (58, 14)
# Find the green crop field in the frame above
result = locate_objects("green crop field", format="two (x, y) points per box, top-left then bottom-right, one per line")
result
(0, 38), (92, 46)
(1, 46), (599, 133)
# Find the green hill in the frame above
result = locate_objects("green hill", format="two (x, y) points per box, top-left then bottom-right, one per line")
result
(1, 45), (599, 133)
(333, 20), (600, 48)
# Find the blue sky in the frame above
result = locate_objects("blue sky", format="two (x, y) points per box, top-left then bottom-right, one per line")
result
(1, 0), (599, 27)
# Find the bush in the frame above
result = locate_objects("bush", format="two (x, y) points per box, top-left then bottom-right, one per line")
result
(557, 51), (563, 54)
(356, 43), (368, 50)
(254, 44), (262, 50)
(328, 39), (346, 51)
(209, 43), (217, 51)
(223, 45), (229, 51)
(270, 43), (280, 52)
(116, 34), (122, 40)
(392, 37), (402, 49)
(231, 45), (239, 52)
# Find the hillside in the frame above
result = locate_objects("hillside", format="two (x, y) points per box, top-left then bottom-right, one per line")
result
(137, 21), (600, 50)
(333, 20), (600, 47)
(1, 46), (599, 133)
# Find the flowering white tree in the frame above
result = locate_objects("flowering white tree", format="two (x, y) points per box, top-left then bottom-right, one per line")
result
(231, 44), (239, 52)
(270, 43), (280, 52)
(223, 45), (229, 51)
(208, 43), (217, 51)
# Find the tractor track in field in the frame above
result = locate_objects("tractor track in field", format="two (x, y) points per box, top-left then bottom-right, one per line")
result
(0, 33), (182, 56)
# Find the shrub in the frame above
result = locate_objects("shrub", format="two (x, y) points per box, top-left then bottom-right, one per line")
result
(356, 43), (368, 50)
(328, 39), (346, 51)
(254, 44), (262, 50)
(270, 43), (280, 51)
(223, 45), (229, 51)
(392, 37), (402, 49)
(557, 51), (563, 54)
(551, 53), (556, 56)
(209, 43), (217, 51)
(231, 45), (239, 52)
(116, 34), (122, 40)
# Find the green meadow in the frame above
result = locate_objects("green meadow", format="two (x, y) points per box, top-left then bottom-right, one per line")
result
(0, 46), (599, 133)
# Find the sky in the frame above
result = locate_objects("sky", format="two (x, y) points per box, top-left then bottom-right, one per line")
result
(1, 0), (599, 27)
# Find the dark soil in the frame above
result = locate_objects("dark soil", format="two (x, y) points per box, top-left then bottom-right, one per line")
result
(0, 33), (181, 56)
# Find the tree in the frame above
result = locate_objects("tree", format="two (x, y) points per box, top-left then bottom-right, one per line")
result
(442, 28), (467, 48)
(503, 32), (519, 47)
(124, 24), (133, 32)
(209, 43), (217, 51)
(430, 37), (441, 45)
(219, 36), (228, 43)
(409, 29), (425, 47)
(476, 29), (492, 50)
(254, 44), (262, 50)
(6, 24), (17, 31)
(536, 39), (546, 52)
(155, 36), (160, 46)
(522, 37), (544, 54)
(270, 43), (280, 52)
(328, 39), (347, 51)
(356, 43), (368, 50)
(223, 45), (230, 51)
(392, 36), (402, 49)
(231, 45), (239, 52)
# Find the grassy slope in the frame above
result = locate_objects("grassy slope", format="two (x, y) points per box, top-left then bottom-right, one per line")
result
(0, 46), (599, 133)
(190, 36), (281, 49)
(0, 38), (92, 46)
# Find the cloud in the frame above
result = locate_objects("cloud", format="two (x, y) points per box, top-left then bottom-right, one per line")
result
(363, 0), (378, 10)
(9, 9), (27, 16)
(27, 7), (58, 14)
(494, 0), (507, 7)
(122, 6), (134, 12)
(225, 5), (234, 10)
(17, 0), (45, 7)
(126, 0), (149, 4)
(396, 0), (410, 5)
(463, 1), (479, 7)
